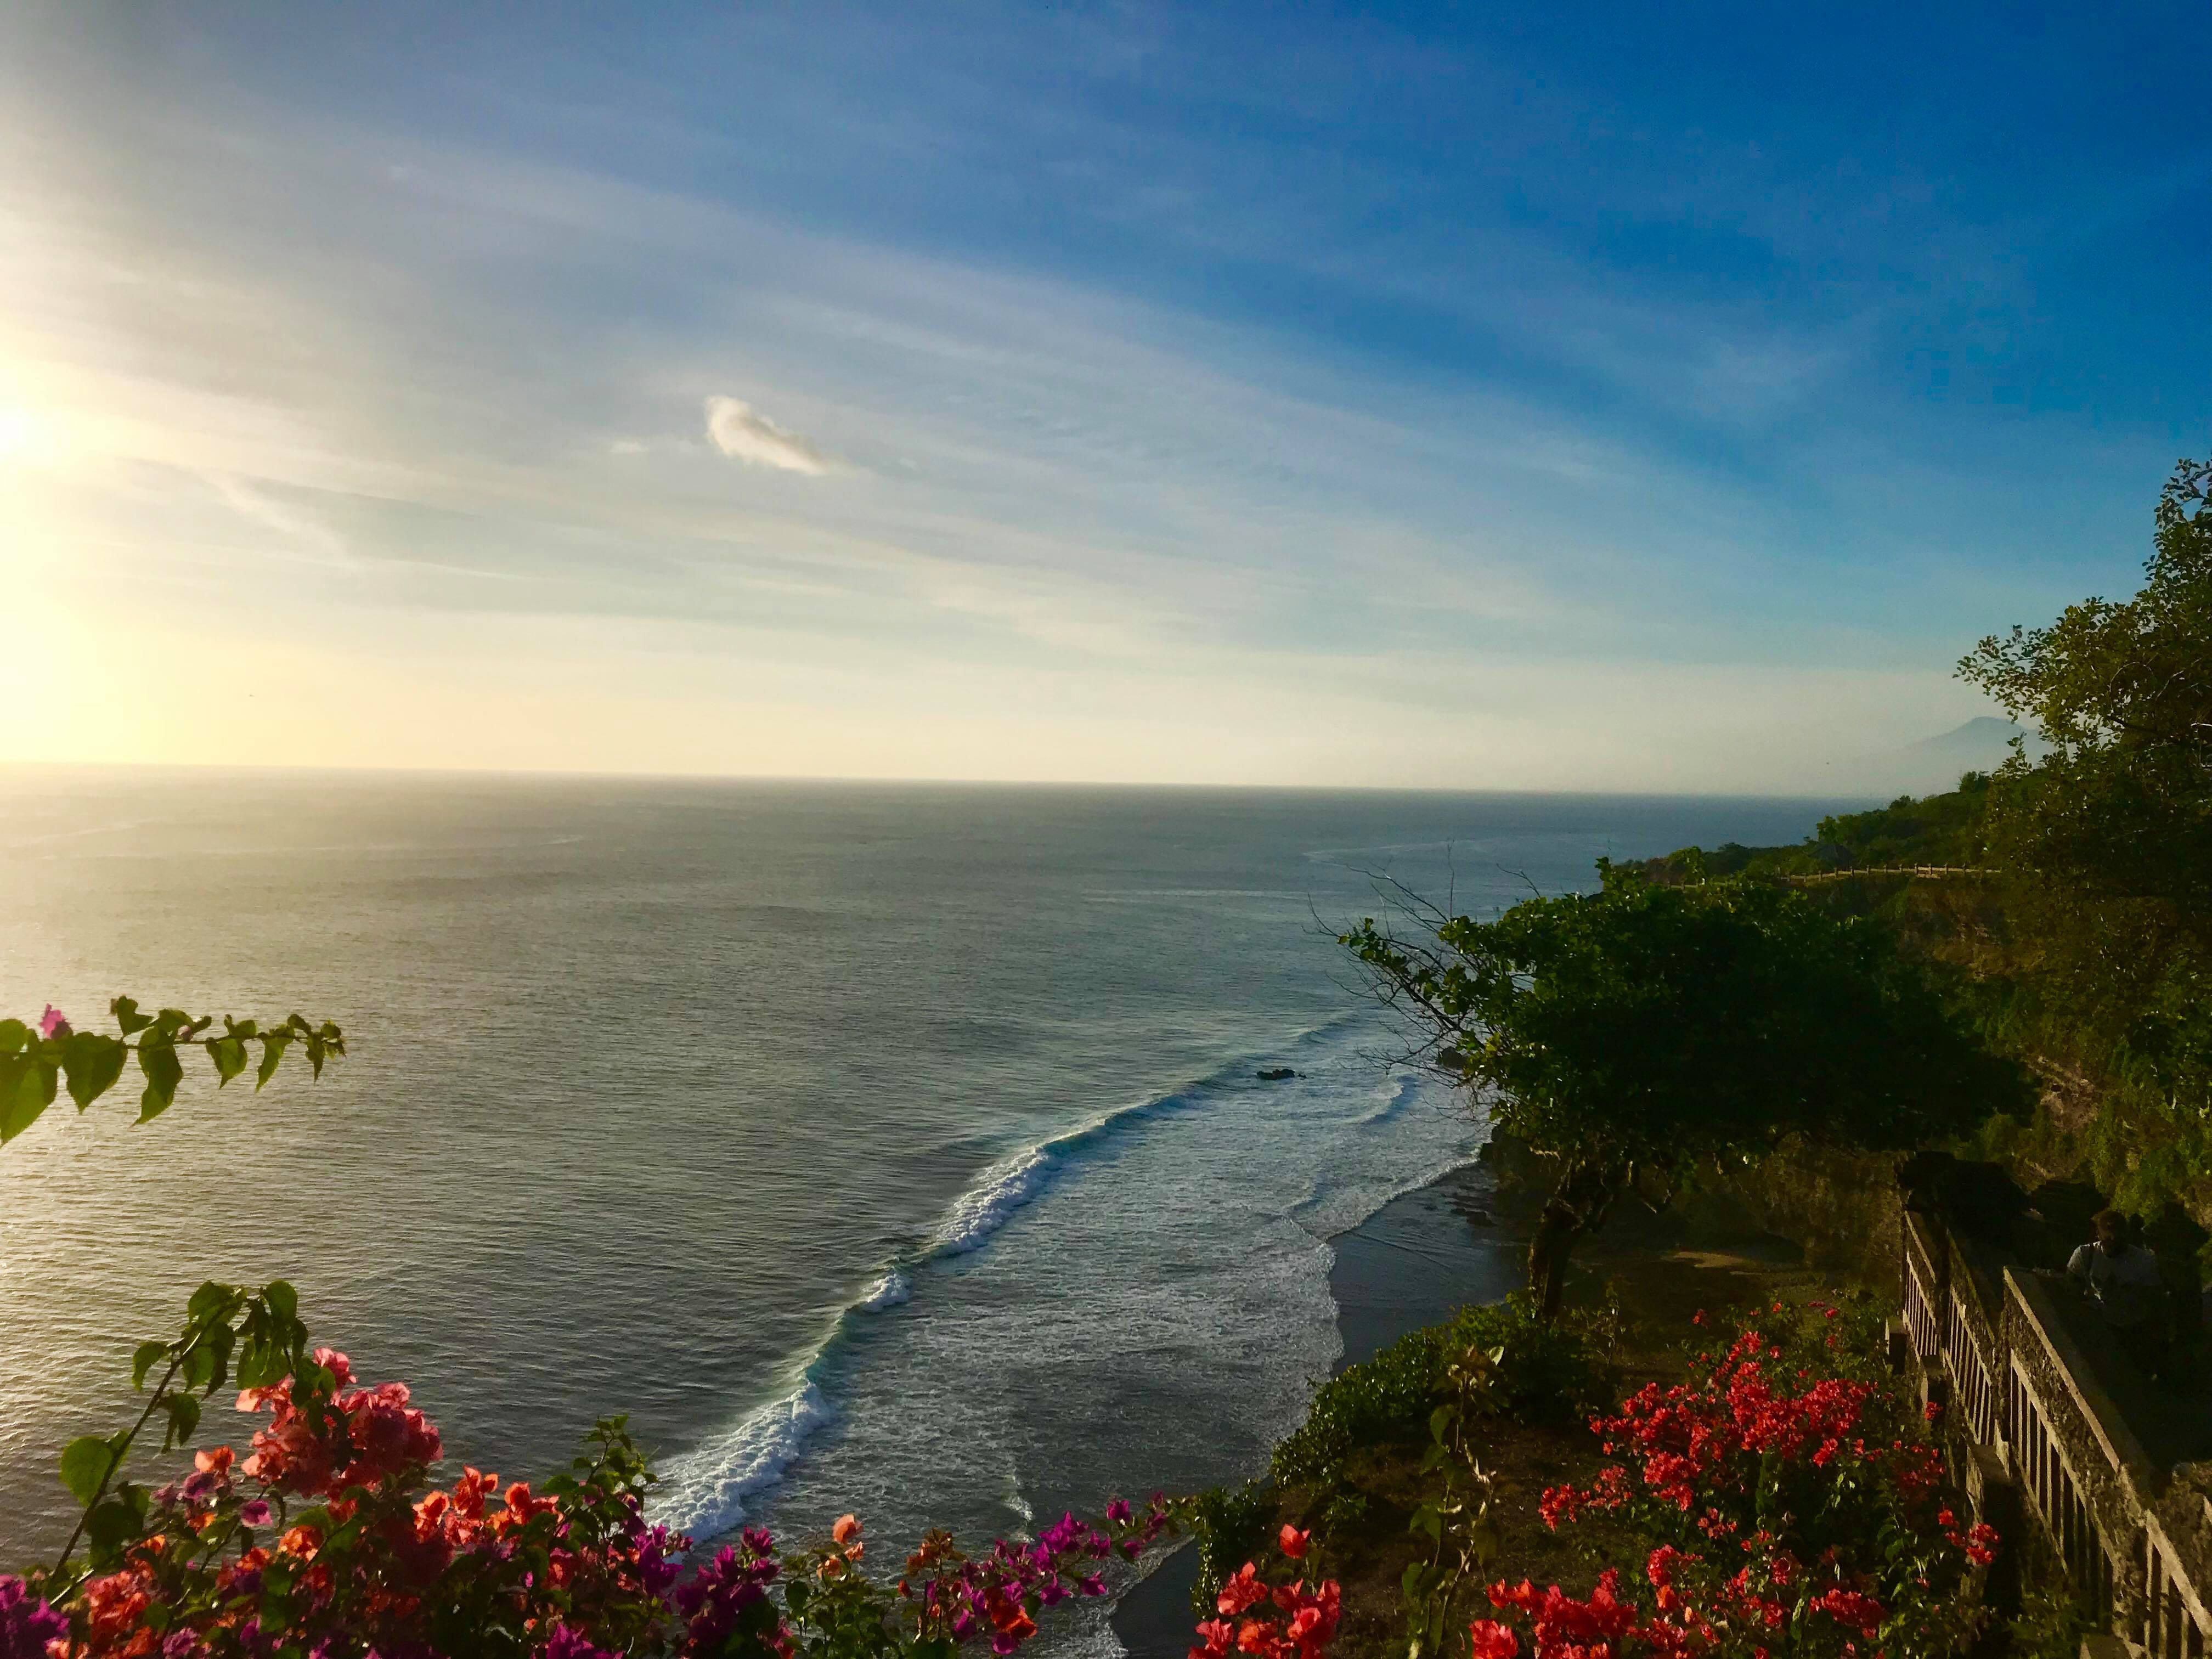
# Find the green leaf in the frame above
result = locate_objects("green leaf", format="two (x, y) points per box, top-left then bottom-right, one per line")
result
(263, 1279), (298, 1321)
(162, 1392), (202, 1449)
(0, 1057), (47, 1143)
(110, 996), (151, 1037)
(255, 1033), (290, 1090)
(137, 1041), (184, 1122)
(235, 1338), (286, 1391)
(187, 1280), (236, 1322)
(0, 1019), (28, 1054)
(132, 1340), (171, 1391)
(60, 1435), (121, 1508)
(304, 1035), (327, 1079)
(207, 1036), (249, 1087)
(63, 1033), (129, 1110)
(2, 1059), (58, 1144)
(85, 1495), (143, 1567)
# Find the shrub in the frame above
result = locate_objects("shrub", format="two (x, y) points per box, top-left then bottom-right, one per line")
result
(1271, 1295), (1613, 1491)
(8, 1283), (1178, 1658)
(1476, 1300), (1996, 1659)
(1186, 1483), (1276, 1613)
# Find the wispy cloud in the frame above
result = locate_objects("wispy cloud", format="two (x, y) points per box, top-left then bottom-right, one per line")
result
(703, 396), (828, 475)
(7, 3), (2155, 785)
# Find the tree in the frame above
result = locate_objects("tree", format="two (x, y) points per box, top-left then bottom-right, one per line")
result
(1960, 455), (2212, 942)
(1341, 868), (2030, 1318)
(1956, 457), (2212, 1130)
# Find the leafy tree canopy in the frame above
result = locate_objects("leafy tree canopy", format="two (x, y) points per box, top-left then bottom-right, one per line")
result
(1960, 456), (2212, 941)
(1342, 867), (2029, 1313)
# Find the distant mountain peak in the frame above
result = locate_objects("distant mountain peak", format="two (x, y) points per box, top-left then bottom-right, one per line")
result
(1806, 716), (2044, 800)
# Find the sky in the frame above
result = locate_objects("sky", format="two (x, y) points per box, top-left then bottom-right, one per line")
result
(1, 2), (2206, 791)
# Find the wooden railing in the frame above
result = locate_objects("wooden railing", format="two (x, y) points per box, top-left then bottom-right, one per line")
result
(1780, 865), (1991, 885)
(1898, 1210), (2211, 1653)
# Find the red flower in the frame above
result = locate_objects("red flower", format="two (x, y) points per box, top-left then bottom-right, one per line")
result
(1217, 1564), (1270, 1617)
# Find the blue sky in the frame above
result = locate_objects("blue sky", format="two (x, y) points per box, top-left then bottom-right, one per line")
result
(2, 2), (2205, 787)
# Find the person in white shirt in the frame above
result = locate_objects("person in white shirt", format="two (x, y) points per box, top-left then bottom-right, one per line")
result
(2067, 1209), (2168, 1372)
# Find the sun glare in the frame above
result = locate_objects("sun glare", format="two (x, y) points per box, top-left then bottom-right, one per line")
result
(0, 404), (53, 464)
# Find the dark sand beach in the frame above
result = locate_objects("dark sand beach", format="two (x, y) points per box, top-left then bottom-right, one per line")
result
(1110, 1159), (1521, 1658)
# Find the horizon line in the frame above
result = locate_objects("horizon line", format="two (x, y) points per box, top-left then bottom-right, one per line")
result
(0, 756), (1894, 804)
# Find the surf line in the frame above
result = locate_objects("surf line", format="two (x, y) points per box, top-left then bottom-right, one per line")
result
(657, 1020), (1379, 1542)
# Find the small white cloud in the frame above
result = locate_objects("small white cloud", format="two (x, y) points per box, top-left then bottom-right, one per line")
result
(703, 395), (827, 475)
(608, 439), (647, 455)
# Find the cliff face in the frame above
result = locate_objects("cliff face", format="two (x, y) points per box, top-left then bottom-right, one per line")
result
(1697, 1143), (1904, 1290)
(1477, 1131), (1903, 1291)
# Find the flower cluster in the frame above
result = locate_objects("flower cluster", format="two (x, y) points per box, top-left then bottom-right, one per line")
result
(234, 1348), (442, 1497)
(1469, 1547), (1912, 1659)
(1470, 1568), (1669, 1659)
(668, 1529), (787, 1658)
(898, 1498), (1177, 1654)
(20, 1337), (1177, 1659)
(1937, 1510), (1999, 1570)
(1506, 1303), (1999, 1659)
(1187, 1525), (1341, 1659)
(0, 1575), (67, 1659)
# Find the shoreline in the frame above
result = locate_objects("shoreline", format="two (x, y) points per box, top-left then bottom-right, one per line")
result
(1109, 1158), (1520, 1658)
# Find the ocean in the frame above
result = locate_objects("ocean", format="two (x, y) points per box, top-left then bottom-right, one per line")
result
(0, 774), (1850, 1621)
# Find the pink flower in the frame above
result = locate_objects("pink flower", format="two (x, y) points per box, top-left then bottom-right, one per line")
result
(37, 1005), (69, 1040)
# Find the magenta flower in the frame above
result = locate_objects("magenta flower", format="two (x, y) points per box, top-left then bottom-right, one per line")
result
(37, 1005), (69, 1040)
(543, 1626), (619, 1659)
(240, 1499), (272, 1527)
(0, 1576), (67, 1659)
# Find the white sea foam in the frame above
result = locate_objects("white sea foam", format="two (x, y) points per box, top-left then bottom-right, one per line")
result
(923, 1082), (1205, 1259)
(857, 1270), (911, 1312)
(658, 1380), (835, 1541)
(930, 1147), (1059, 1255)
(669, 1019), (1478, 1552)
(1358, 1073), (1424, 1125)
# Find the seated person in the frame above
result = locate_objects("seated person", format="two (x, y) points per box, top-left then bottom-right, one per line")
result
(2067, 1209), (2167, 1370)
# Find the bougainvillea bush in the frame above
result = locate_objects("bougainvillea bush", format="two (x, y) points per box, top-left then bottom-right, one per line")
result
(1471, 1300), (1997, 1659)
(0, 1280), (1176, 1659)
(1188, 1526), (1342, 1659)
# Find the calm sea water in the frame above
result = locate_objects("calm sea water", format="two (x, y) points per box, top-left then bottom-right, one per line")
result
(0, 773), (1847, 1616)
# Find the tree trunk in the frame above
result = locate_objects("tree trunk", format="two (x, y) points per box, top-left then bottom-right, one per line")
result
(1526, 1154), (1627, 1320)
